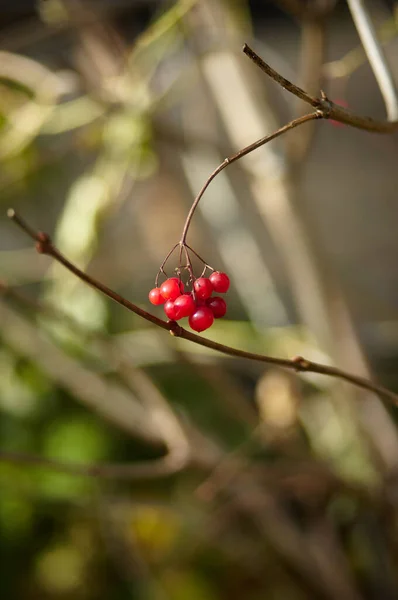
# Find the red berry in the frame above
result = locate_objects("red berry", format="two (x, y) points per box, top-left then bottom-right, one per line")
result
(209, 271), (230, 293)
(206, 296), (227, 318)
(160, 277), (184, 301)
(189, 306), (214, 332)
(164, 299), (179, 320)
(193, 277), (213, 300)
(148, 287), (165, 305)
(174, 294), (196, 319)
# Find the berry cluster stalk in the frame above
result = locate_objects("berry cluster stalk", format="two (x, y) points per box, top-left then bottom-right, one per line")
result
(179, 113), (320, 246)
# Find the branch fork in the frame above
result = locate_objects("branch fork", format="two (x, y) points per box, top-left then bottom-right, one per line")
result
(242, 43), (398, 133)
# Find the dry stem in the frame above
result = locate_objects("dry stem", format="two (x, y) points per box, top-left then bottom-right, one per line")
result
(242, 44), (398, 132)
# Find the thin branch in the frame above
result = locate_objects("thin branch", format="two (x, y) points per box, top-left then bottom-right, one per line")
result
(243, 44), (319, 106)
(8, 210), (169, 331)
(179, 112), (320, 244)
(243, 43), (398, 132)
(347, 0), (398, 121)
(8, 210), (398, 407)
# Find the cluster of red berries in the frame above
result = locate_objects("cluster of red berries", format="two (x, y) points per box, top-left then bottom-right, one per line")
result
(149, 271), (230, 332)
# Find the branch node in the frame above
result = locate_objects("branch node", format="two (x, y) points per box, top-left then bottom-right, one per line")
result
(35, 232), (52, 254)
(168, 321), (183, 337)
(315, 90), (333, 119)
(292, 356), (311, 371)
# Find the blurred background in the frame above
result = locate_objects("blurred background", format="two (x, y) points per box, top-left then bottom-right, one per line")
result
(1, 0), (398, 598)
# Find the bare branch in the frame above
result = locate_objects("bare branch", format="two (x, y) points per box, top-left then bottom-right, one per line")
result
(7, 209), (169, 331)
(242, 44), (319, 107)
(8, 210), (398, 407)
(180, 113), (320, 244)
(243, 43), (398, 132)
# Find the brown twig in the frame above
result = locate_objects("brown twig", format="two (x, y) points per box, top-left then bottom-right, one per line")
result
(242, 43), (398, 132)
(8, 210), (169, 331)
(7, 209), (398, 407)
(243, 44), (319, 107)
(179, 112), (320, 244)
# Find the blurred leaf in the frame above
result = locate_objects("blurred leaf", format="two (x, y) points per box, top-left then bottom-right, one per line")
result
(35, 543), (87, 595)
(43, 417), (109, 462)
(131, 504), (181, 563)
(41, 97), (105, 135)
(0, 77), (35, 99)
(38, 417), (109, 498)
(0, 491), (33, 540)
(129, 0), (198, 65)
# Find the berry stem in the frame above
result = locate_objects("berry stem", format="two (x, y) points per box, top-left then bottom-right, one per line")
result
(185, 244), (213, 271)
(155, 242), (180, 287)
(179, 112), (320, 245)
(182, 245), (195, 284)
